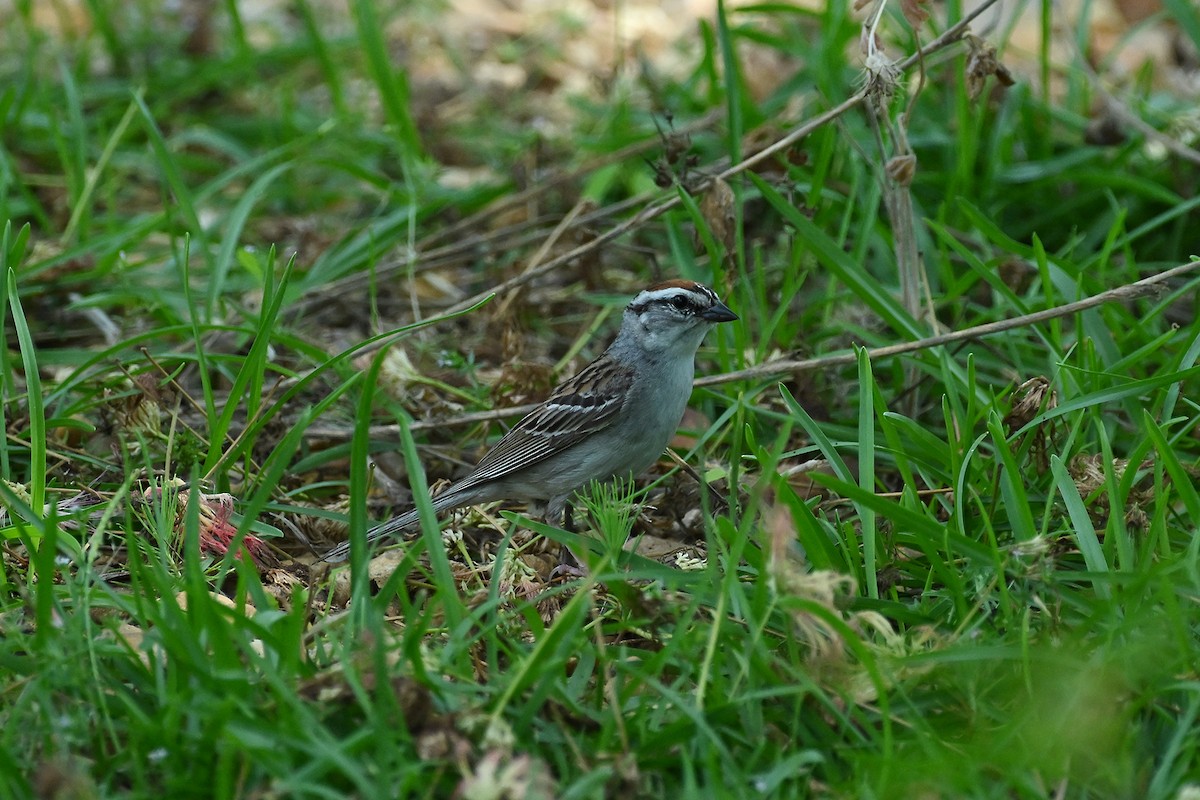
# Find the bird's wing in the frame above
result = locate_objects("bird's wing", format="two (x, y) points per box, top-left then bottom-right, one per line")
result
(454, 354), (634, 489)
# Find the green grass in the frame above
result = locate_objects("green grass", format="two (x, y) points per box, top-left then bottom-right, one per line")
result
(4, 0), (1200, 797)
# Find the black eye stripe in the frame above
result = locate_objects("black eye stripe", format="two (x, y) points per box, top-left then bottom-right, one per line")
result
(628, 283), (725, 316)
(631, 291), (702, 314)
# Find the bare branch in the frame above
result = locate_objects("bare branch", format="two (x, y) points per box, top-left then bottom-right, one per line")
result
(696, 260), (1200, 386)
(302, 260), (1200, 442)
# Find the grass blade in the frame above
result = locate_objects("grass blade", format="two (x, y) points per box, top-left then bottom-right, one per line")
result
(1049, 454), (1111, 601)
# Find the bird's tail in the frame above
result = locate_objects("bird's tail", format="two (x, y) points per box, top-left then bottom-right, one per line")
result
(320, 491), (462, 563)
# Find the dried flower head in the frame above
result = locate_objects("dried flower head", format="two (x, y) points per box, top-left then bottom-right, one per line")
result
(1068, 454), (1155, 530)
(1004, 376), (1056, 434)
(1004, 376), (1058, 473)
(863, 49), (901, 111)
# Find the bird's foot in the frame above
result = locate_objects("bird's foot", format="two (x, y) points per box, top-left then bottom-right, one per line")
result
(549, 544), (589, 580)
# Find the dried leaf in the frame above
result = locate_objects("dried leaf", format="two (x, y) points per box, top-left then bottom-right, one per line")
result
(330, 547), (410, 608)
(900, 0), (931, 26)
(696, 176), (737, 259)
(457, 751), (558, 800)
(648, 114), (697, 187)
(366, 346), (422, 402)
(1068, 454), (1155, 529)
(885, 154), (917, 185)
(763, 488), (798, 571)
(965, 34), (1015, 102)
(32, 756), (98, 800)
(1085, 107), (1127, 146)
(262, 567), (304, 608)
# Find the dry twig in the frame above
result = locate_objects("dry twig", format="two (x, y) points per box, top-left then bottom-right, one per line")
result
(301, 258), (1200, 440)
(436, 0), (1005, 315)
(695, 259), (1200, 386)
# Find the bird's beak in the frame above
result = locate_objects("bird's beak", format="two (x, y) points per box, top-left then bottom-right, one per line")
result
(701, 302), (738, 323)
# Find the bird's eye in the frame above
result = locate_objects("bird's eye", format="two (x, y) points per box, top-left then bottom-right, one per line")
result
(670, 296), (691, 312)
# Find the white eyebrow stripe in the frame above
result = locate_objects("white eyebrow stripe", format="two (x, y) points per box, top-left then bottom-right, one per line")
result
(631, 285), (711, 312)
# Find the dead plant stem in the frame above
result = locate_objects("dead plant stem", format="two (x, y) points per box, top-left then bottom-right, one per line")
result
(441, 0), (1004, 316)
(695, 259), (1200, 386)
(301, 259), (1200, 440)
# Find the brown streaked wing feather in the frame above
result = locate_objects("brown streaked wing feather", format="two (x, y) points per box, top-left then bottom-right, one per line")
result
(453, 355), (635, 489)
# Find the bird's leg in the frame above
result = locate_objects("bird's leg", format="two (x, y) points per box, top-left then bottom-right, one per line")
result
(552, 499), (588, 579)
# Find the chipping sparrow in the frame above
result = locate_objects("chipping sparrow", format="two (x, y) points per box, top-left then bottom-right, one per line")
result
(323, 280), (737, 562)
